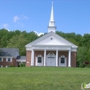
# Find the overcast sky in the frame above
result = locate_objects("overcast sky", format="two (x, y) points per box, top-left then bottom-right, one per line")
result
(0, 0), (90, 35)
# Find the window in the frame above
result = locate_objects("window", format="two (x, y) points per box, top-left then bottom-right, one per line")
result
(47, 52), (55, 58)
(59, 55), (66, 66)
(0, 58), (3, 62)
(38, 57), (42, 63)
(61, 58), (65, 64)
(8, 58), (11, 61)
(6, 58), (12, 62)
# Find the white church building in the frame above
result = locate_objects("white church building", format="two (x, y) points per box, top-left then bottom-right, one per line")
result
(25, 2), (78, 67)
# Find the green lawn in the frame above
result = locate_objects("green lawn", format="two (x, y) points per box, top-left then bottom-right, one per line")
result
(0, 67), (90, 90)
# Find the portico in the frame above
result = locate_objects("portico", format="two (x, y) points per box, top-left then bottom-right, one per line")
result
(26, 44), (76, 67)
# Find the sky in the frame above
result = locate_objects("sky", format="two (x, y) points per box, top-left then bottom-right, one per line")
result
(0, 0), (90, 35)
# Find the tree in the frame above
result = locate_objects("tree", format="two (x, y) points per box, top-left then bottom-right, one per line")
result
(7, 34), (27, 55)
(26, 31), (39, 43)
(0, 29), (10, 47)
(80, 34), (90, 48)
(77, 47), (88, 67)
(0, 28), (90, 67)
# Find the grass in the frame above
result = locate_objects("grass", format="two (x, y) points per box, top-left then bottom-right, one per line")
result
(0, 67), (90, 90)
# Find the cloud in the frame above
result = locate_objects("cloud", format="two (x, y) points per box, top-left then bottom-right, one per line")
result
(13, 16), (20, 22)
(24, 16), (28, 19)
(13, 15), (28, 23)
(13, 15), (28, 28)
(21, 15), (28, 20)
(19, 22), (24, 27)
(34, 31), (44, 36)
(2, 23), (9, 28)
(2, 23), (10, 31)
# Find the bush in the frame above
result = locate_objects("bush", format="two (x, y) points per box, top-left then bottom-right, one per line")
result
(9, 65), (15, 67)
(79, 63), (85, 68)
(20, 62), (25, 67)
(85, 64), (90, 68)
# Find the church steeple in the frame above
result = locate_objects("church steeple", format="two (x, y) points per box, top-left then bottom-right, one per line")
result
(50, 1), (54, 22)
(48, 1), (56, 33)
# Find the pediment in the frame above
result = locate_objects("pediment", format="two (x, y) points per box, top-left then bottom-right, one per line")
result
(25, 32), (78, 48)
(34, 35), (67, 45)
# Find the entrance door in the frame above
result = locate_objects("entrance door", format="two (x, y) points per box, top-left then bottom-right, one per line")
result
(46, 52), (56, 66)
(59, 55), (67, 66)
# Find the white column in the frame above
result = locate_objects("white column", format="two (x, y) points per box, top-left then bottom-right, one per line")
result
(56, 50), (58, 66)
(44, 49), (46, 66)
(68, 50), (71, 67)
(36, 57), (37, 66)
(31, 49), (34, 66)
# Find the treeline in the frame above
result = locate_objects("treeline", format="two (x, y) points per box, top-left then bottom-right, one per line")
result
(0, 28), (40, 55)
(57, 31), (90, 67)
(0, 28), (90, 67)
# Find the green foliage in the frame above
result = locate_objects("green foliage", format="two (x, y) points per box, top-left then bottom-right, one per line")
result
(77, 47), (87, 66)
(56, 31), (82, 46)
(20, 62), (25, 67)
(85, 64), (90, 68)
(0, 29), (10, 47)
(26, 31), (39, 43)
(56, 31), (90, 67)
(0, 29), (39, 55)
(80, 34), (90, 47)
(9, 65), (15, 67)
(6, 34), (27, 55)
(0, 28), (90, 67)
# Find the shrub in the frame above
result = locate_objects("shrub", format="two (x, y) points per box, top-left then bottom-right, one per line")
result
(9, 65), (15, 67)
(20, 62), (25, 67)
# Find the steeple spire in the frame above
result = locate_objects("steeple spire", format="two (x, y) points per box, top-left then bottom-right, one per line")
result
(50, 1), (54, 21)
(48, 1), (56, 33)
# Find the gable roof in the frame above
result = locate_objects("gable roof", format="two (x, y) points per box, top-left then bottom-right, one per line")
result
(0, 48), (19, 58)
(16, 56), (26, 62)
(25, 32), (78, 48)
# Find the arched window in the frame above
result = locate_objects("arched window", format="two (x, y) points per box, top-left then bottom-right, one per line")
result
(59, 55), (67, 66)
(37, 55), (42, 63)
(61, 57), (65, 64)
(47, 52), (55, 58)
